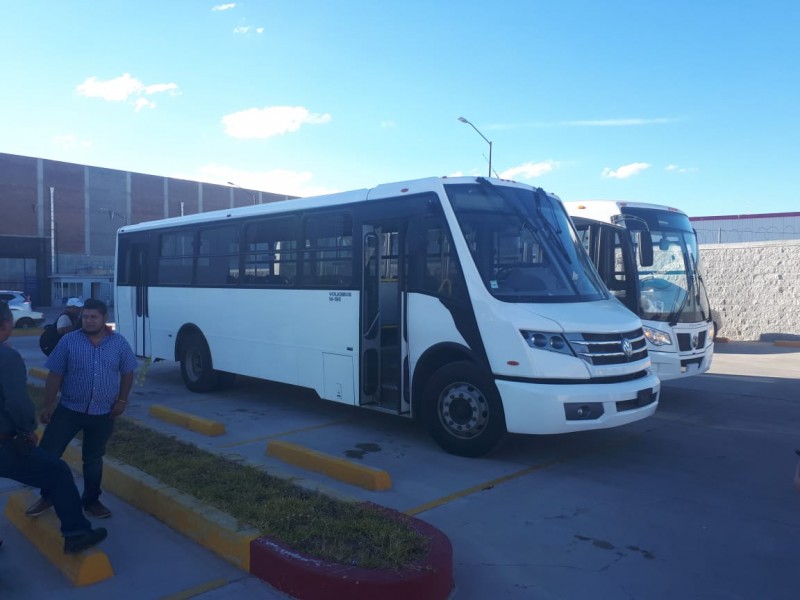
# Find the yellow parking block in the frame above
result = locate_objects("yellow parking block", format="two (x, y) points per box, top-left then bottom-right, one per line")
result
(774, 340), (800, 348)
(4, 489), (114, 587)
(149, 404), (226, 437)
(29, 366), (50, 381)
(267, 439), (392, 491)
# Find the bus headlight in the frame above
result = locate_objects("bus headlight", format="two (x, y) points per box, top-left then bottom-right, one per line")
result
(643, 326), (672, 346)
(520, 331), (575, 357)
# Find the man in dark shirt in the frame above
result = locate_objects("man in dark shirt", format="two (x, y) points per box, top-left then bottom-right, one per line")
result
(0, 300), (107, 554)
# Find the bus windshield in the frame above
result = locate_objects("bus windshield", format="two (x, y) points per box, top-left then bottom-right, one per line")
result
(445, 180), (608, 303)
(620, 207), (711, 324)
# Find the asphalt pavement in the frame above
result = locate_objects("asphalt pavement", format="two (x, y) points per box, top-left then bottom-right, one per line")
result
(2, 318), (799, 599)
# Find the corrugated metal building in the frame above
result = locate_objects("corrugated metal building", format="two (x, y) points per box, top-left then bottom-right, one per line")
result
(690, 212), (800, 244)
(0, 151), (291, 307)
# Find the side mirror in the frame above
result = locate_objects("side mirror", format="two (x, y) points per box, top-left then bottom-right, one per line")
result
(636, 230), (653, 267)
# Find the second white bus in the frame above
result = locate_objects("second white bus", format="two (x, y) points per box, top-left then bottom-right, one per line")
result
(566, 200), (714, 380)
(115, 177), (659, 456)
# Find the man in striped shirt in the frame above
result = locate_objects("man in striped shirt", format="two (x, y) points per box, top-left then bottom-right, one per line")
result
(25, 298), (137, 520)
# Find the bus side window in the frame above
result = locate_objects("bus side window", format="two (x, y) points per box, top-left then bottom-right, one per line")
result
(158, 231), (194, 285)
(196, 225), (240, 285)
(422, 220), (464, 299)
(303, 213), (353, 287)
(244, 218), (298, 286)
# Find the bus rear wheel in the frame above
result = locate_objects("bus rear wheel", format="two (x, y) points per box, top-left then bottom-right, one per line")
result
(180, 333), (219, 392)
(423, 361), (506, 457)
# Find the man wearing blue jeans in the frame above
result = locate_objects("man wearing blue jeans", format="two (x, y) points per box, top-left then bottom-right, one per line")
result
(25, 298), (137, 520)
(0, 300), (107, 553)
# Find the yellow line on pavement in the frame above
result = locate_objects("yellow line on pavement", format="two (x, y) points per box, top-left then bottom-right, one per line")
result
(405, 424), (657, 517)
(404, 460), (561, 516)
(159, 578), (230, 600)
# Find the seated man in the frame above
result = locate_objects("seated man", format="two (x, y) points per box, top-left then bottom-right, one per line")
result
(0, 300), (107, 554)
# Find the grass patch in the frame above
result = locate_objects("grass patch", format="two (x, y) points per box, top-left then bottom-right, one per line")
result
(27, 385), (428, 569)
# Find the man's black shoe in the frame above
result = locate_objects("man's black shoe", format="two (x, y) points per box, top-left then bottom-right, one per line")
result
(63, 527), (108, 554)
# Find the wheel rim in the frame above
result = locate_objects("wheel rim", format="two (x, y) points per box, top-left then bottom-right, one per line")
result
(437, 381), (489, 439)
(186, 347), (204, 381)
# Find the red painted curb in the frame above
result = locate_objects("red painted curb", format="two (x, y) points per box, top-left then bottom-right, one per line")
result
(249, 503), (453, 600)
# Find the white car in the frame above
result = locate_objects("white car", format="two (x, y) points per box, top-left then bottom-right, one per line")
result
(10, 306), (46, 329)
(0, 290), (33, 311)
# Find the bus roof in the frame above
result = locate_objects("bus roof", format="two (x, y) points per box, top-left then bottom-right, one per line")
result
(564, 200), (687, 216)
(117, 175), (545, 234)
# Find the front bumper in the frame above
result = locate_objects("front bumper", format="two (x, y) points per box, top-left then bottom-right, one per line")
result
(497, 372), (661, 435)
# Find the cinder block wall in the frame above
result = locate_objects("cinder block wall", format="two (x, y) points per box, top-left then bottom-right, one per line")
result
(700, 240), (800, 341)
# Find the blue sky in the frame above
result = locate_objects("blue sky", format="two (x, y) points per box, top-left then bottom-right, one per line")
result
(1, 1), (797, 217)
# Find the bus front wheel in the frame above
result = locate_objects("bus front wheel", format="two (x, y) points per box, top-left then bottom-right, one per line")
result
(423, 361), (506, 457)
(180, 333), (219, 392)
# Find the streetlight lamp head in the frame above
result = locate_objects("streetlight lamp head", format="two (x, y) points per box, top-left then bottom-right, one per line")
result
(456, 115), (493, 178)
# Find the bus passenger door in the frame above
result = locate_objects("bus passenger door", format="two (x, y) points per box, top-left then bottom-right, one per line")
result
(130, 243), (150, 357)
(360, 222), (408, 413)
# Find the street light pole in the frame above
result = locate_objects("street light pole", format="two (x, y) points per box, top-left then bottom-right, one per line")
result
(458, 116), (493, 178)
(228, 181), (257, 205)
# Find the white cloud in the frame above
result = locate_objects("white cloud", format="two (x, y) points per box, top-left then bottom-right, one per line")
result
(500, 160), (559, 180)
(447, 170), (464, 177)
(222, 106), (332, 139)
(134, 98), (156, 112)
(602, 162), (652, 179)
(212, 3), (236, 10)
(182, 163), (338, 198)
(52, 134), (92, 150)
(233, 25), (264, 35)
(380, 120), (396, 128)
(564, 118), (677, 127)
(144, 83), (180, 96)
(666, 164), (698, 174)
(76, 73), (143, 101)
(76, 73), (179, 110)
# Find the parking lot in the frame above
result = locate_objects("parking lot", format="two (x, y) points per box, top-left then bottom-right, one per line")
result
(2, 331), (799, 599)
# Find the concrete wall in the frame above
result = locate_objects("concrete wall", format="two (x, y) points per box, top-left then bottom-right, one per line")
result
(700, 239), (800, 341)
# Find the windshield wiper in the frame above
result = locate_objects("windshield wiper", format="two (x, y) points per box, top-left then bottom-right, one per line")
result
(533, 189), (570, 264)
(475, 177), (582, 294)
(668, 240), (697, 326)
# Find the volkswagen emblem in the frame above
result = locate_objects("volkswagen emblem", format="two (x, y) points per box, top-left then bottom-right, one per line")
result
(691, 334), (699, 349)
(621, 337), (633, 357)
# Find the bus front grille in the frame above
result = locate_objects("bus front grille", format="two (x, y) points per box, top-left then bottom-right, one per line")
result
(566, 329), (648, 366)
(677, 331), (707, 352)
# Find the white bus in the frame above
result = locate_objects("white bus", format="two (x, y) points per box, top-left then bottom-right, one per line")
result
(565, 201), (714, 380)
(115, 177), (659, 457)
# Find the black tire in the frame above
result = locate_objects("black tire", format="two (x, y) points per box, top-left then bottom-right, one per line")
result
(16, 317), (34, 329)
(422, 361), (506, 457)
(180, 333), (219, 392)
